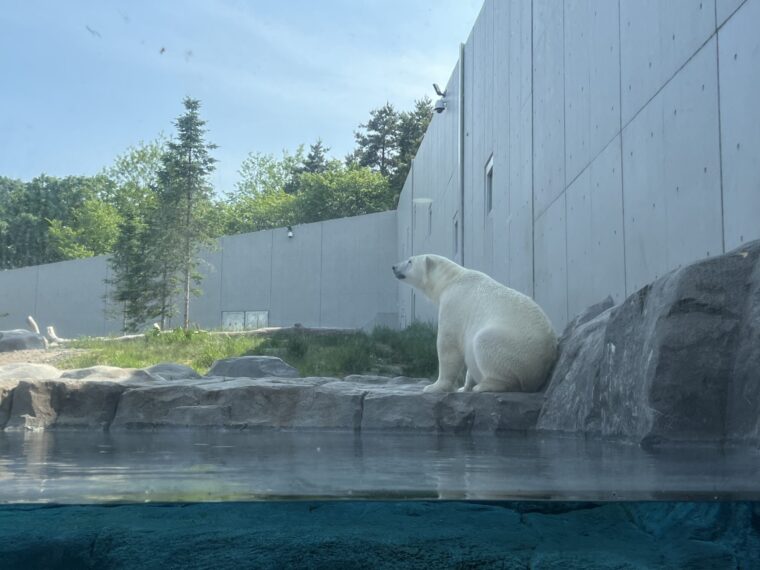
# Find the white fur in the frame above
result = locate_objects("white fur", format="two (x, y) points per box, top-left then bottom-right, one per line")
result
(392, 254), (558, 393)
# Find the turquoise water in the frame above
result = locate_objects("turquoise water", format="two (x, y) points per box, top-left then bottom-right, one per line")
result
(1, 431), (759, 568)
(1, 501), (758, 568)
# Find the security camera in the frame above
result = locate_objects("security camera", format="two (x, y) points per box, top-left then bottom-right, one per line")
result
(433, 98), (447, 113)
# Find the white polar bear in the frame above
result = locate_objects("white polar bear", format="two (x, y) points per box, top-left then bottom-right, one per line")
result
(392, 254), (558, 393)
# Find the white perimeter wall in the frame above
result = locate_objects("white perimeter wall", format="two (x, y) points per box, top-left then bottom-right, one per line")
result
(397, 0), (760, 332)
(0, 211), (398, 337)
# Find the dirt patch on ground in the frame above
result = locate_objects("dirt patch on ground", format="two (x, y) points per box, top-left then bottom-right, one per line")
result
(0, 348), (87, 368)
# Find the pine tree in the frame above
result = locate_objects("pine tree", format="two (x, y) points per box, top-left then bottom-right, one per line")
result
(392, 97), (433, 197)
(105, 139), (166, 332)
(352, 103), (400, 178)
(303, 139), (330, 174)
(157, 97), (217, 330)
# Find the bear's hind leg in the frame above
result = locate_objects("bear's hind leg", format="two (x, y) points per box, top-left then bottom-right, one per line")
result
(472, 374), (522, 393)
(457, 370), (476, 393)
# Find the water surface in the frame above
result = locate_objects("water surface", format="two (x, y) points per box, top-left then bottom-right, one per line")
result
(1, 431), (758, 503)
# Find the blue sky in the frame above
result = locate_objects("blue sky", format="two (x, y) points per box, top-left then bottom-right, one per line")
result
(0, 0), (482, 193)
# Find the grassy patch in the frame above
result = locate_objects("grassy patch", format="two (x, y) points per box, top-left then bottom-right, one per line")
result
(59, 323), (438, 378)
(61, 329), (260, 373)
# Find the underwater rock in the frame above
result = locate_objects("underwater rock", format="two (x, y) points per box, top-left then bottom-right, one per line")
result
(206, 356), (299, 379)
(539, 239), (760, 445)
(0, 329), (47, 352)
(1, 501), (757, 570)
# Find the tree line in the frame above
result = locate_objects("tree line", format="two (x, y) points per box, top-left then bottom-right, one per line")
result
(0, 96), (432, 331)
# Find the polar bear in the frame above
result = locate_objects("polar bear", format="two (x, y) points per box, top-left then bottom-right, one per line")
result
(392, 254), (557, 393)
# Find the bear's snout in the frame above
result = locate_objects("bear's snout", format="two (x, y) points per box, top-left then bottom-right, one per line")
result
(392, 265), (405, 279)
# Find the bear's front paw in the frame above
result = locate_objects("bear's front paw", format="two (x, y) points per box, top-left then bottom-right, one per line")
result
(423, 381), (453, 393)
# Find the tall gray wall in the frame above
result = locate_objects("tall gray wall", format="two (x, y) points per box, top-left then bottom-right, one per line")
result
(0, 211), (398, 337)
(397, 0), (760, 332)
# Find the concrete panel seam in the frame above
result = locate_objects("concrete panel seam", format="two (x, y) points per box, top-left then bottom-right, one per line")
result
(531, 0), (536, 299)
(219, 237), (225, 320)
(33, 265), (39, 318)
(563, 0), (568, 322)
(618, 0), (628, 297)
(717, 0), (749, 31)
(621, 29), (718, 135)
(268, 231), (274, 321)
(319, 221), (324, 327)
(715, 22), (727, 253)
(103, 262), (109, 336)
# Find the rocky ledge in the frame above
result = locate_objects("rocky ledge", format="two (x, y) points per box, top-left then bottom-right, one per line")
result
(0, 358), (541, 434)
(1, 240), (758, 445)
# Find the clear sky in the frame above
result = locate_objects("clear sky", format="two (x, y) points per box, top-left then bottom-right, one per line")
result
(0, 0), (482, 193)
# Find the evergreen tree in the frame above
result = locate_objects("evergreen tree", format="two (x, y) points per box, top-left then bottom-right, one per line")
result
(105, 139), (166, 332)
(108, 208), (154, 332)
(157, 97), (217, 330)
(392, 97), (433, 194)
(352, 103), (400, 178)
(303, 139), (330, 174)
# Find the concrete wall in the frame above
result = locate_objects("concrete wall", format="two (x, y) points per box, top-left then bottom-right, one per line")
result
(0, 211), (398, 337)
(3, 0), (758, 339)
(397, 0), (760, 333)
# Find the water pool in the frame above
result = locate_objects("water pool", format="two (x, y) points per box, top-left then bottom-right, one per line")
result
(1, 431), (758, 568)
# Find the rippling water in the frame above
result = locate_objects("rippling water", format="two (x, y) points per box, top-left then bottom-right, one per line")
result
(1, 430), (759, 503)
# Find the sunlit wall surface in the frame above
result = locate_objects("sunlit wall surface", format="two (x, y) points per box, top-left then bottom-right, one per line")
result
(0, 211), (397, 336)
(399, 0), (760, 332)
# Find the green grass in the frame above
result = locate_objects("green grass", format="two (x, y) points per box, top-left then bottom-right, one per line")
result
(59, 323), (439, 378)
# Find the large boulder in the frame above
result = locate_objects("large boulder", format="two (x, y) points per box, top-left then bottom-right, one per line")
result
(207, 356), (299, 378)
(539, 240), (760, 445)
(0, 330), (47, 352)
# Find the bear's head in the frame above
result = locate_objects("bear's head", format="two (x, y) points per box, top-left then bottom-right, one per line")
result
(392, 254), (453, 298)
(392, 255), (427, 285)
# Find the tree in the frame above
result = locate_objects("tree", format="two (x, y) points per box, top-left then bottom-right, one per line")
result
(222, 148), (305, 235)
(157, 97), (218, 330)
(295, 165), (394, 224)
(0, 175), (115, 269)
(392, 97), (433, 196)
(303, 139), (330, 174)
(0, 177), (25, 268)
(351, 103), (400, 178)
(48, 197), (121, 259)
(105, 139), (167, 332)
(108, 208), (155, 331)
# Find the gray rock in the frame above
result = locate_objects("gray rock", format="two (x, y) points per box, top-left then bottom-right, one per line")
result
(61, 366), (159, 383)
(146, 363), (201, 381)
(0, 363), (61, 381)
(539, 239), (760, 445)
(560, 295), (614, 343)
(0, 371), (542, 433)
(361, 391), (542, 432)
(207, 356), (299, 379)
(5, 379), (124, 431)
(0, 329), (47, 352)
(0, 364), (62, 429)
